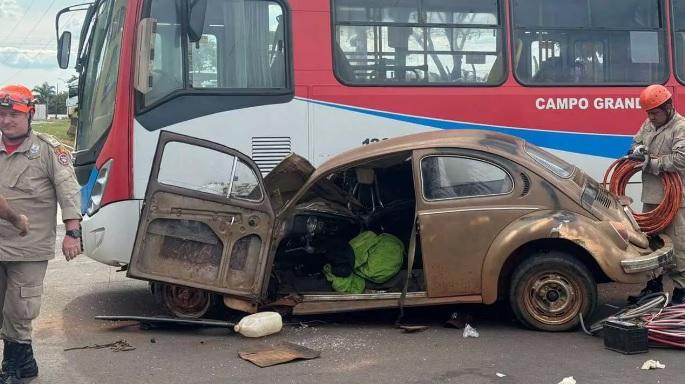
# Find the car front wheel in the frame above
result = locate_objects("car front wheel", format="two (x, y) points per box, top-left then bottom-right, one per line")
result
(509, 251), (597, 331)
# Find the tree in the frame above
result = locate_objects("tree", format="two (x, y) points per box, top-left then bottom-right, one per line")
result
(31, 82), (56, 104)
(48, 92), (68, 115)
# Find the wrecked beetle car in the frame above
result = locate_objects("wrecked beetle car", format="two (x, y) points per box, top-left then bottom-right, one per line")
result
(128, 130), (674, 331)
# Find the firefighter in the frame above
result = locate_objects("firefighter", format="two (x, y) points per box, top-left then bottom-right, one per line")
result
(0, 84), (82, 383)
(628, 84), (685, 305)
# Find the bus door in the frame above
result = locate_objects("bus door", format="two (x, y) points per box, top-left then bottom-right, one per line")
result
(127, 131), (275, 302)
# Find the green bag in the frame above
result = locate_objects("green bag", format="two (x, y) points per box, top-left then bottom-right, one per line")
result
(324, 231), (405, 293)
(354, 232), (405, 284)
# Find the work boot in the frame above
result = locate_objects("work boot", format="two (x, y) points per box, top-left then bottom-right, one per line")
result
(672, 287), (685, 306)
(627, 276), (664, 304)
(1, 341), (37, 380)
(0, 341), (21, 384)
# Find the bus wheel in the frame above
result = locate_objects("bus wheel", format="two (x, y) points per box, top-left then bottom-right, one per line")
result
(159, 283), (213, 319)
(509, 252), (596, 331)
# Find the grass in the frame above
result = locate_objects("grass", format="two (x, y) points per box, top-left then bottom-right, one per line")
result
(32, 119), (75, 147)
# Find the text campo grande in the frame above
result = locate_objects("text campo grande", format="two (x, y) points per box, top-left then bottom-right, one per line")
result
(535, 97), (642, 110)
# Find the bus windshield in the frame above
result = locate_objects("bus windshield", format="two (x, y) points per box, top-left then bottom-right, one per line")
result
(76, 0), (126, 153)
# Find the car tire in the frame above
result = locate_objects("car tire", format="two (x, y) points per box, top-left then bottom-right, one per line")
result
(509, 251), (597, 331)
(151, 282), (219, 319)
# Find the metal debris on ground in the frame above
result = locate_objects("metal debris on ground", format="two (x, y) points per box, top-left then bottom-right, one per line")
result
(462, 324), (479, 338)
(398, 325), (429, 333)
(557, 376), (576, 384)
(238, 342), (320, 367)
(95, 315), (235, 329)
(640, 360), (666, 370)
(64, 339), (135, 352)
(445, 312), (473, 329)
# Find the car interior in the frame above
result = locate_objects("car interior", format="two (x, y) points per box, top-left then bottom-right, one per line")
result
(268, 151), (425, 298)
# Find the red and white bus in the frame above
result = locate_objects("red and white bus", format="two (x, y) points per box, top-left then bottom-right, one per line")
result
(56, 0), (685, 267)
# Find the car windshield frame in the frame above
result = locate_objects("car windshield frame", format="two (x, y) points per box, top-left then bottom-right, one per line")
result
(524, 142), (576, 178)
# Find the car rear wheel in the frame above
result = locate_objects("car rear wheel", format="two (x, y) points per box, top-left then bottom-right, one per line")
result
(509, 251), (596, 331)
(151, 282), (216, 319)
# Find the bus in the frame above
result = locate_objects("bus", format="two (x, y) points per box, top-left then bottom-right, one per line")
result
(55, 0), (685, 269)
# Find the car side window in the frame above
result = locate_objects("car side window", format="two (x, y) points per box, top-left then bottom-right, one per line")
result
(421, 156), (513, 200)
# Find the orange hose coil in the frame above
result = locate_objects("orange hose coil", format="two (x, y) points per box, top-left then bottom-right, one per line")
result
(603, 159), (682, 235)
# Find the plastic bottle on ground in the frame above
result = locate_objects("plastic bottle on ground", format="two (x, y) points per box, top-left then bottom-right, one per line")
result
(234, 312), (283, 338)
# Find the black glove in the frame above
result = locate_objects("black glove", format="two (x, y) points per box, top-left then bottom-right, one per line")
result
(627, 152), (646, 162)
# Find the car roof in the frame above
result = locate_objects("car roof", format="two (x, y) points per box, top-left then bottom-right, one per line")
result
(313, 129), (526, 176)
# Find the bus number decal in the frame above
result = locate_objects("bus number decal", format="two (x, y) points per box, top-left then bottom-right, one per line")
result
(362, 138), (388, 145)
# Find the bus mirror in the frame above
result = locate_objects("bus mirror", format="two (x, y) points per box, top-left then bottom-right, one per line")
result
(57, 31), (71, 69)
(188, 0), (207, 43)
(135, 18), (156, 95)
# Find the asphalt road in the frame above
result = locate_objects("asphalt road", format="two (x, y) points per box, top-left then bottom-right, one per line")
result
(24, 233), (685, 384)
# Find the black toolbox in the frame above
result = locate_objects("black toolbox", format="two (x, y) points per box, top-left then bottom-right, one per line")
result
(603, 320), (649, 354)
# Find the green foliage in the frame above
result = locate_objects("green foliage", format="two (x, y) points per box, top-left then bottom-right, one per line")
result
(32, 82), (56, 104)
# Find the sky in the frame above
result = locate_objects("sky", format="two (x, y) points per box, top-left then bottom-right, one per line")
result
(0, 0), (85, 93)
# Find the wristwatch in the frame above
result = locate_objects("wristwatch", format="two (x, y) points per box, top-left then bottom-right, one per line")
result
(65, 229), (82, 239)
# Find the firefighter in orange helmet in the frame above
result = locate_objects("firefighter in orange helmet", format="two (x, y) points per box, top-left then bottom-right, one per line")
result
(628, 84), (685, 305)
(0, 84), (82, 384)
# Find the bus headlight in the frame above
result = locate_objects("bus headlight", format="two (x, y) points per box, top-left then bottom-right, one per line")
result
(87, 159), (113, 216)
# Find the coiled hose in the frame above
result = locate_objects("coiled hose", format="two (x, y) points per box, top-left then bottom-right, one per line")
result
(580, 293), (685, 349)
(602, 158), (682, 234)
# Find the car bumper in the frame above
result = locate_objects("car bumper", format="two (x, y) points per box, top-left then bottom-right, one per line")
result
(621, 234), (675, 273)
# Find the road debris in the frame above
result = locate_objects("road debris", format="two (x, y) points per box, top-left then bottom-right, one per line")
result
(95, 315), (235, 329)
(557, 376), (576, 384)
(640, 360), (666, 370)
(64, 339), (135, 353)
(495, 373), (506, 378)
(462, 324), (479, 338)
(239, 342), (320, 367)
(445, 312), (473, 329)
(234, 312), (283, 338)
(398, 325), (429, 333)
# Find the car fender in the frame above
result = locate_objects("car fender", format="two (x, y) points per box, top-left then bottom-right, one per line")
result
(481, 210), (627, 304)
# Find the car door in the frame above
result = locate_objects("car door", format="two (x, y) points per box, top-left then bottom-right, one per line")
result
(128, 131), (274, 301)
(413, 148), (533, 298)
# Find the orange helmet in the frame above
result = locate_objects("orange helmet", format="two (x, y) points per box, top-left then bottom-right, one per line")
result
(639, 84), (672, 111)
(0, 84), (35, 114)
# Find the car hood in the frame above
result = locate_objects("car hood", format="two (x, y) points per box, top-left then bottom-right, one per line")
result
(263, 153), (315, 212)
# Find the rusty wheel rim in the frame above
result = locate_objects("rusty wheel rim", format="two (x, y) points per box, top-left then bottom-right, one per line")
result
(162, 284), (211, 319)
(522, 271), (583, 326)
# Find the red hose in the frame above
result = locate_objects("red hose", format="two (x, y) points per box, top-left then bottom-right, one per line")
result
(643, 304), (685, 349)
(603, 158), (682, 235)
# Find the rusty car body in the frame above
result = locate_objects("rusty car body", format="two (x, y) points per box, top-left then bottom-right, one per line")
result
(127, 130), (674, 331)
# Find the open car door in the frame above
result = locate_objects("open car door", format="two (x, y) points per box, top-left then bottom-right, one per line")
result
(128, 131), (275, 302)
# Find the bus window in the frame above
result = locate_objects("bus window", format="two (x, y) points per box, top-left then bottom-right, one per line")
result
(190, 34), (219, 88)
(513, 0), (667, 86)
(673, 0), (685, 83)
(332, 0), (505, 85)
(77, 0), (126, 152)
(143, 0), (287, 108)
(146, 1), (183, 105)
